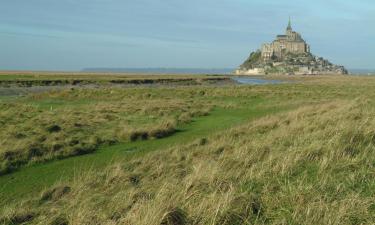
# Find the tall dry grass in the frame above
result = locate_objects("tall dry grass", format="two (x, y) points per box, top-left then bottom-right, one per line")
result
(3, 97), (375, 224)
(0, 88), (212, 174)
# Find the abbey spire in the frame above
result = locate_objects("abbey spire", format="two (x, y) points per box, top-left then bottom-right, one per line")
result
(287, 17), (292, 31)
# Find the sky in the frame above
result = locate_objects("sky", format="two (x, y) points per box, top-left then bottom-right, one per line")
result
(0, 0), (374, 71)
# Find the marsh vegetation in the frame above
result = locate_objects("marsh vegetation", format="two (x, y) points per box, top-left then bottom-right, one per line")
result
(1, 74), (375, 224)
(0, 88), (213, 174)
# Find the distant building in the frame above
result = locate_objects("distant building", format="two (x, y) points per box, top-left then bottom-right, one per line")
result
(234, 18), (348, 75)
(261, 18), (310, 60)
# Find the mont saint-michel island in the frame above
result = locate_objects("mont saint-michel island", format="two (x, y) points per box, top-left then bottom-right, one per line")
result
(235, 19), (348, 75)
(2, 1), (375, 224)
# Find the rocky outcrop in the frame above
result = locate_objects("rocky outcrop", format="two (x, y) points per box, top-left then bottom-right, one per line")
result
(235, 51), (348, 75)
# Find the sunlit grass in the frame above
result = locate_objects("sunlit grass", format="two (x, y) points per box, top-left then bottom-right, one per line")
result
(1, 75), (375, 224)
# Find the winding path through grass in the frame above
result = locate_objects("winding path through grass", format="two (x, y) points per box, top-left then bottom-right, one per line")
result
(0, 100), (287, 203)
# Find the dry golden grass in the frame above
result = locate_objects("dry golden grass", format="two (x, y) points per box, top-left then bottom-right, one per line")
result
(0, 88), (213, 174)
(3, 96), (375, 224)
(2, 75), (375, 224)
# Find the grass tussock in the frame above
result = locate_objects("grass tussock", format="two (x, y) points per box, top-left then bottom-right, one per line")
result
(0, 206), (35, 225)
(129, 121), (177, 141)
(40, 185), (71, 202)
(3, 97), (375, 224)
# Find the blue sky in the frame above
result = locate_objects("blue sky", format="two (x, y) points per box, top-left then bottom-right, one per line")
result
(0, 0), (374, 71)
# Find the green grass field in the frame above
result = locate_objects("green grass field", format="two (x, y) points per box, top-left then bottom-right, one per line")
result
(0, 103), (280, 202)
(1, 74), (375, 224)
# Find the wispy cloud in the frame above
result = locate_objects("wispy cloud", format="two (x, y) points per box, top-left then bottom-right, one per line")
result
(0, 31), (61, 39)
(0, 0), (374, 70)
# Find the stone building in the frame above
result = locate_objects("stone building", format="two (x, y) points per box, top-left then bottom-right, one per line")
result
(234, 18), (348, 75)
(261, 18), (310, 60)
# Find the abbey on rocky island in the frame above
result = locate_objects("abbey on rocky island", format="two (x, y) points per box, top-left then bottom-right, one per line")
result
(235, 19), (348, 75)
(261, 18), (310, 60)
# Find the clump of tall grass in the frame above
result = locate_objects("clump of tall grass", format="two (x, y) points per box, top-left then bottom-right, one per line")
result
(128, 121), (177, 142)
(0, 205), (35, 225)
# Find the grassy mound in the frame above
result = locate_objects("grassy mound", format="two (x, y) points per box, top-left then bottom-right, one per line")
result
(2, 97), (375, 224)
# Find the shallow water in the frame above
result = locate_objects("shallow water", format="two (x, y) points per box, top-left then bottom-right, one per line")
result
(231, 77), (284, 85)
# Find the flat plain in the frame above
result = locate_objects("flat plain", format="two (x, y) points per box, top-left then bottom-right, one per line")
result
(1, 73), (375, 225)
